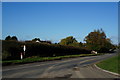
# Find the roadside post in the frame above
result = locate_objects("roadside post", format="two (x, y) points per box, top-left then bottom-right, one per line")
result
(20, 45), (26, 59)
(23, 45), (26, 56)
(20, 53), (23, 59)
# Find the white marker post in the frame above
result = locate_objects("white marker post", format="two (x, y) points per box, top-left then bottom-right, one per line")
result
(23, 45), (26, 55)
(20, 53), (23, 60)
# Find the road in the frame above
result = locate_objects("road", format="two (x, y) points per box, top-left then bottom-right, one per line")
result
(2, 53), (119, 79)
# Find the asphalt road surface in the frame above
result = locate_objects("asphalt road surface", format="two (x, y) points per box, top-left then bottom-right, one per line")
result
(2, 53), (119, 79)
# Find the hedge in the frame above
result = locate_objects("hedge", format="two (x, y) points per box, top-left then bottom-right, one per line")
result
(2, 40), (91, 60)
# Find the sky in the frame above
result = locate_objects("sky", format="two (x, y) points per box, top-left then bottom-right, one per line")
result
(2, 2), (118, 44)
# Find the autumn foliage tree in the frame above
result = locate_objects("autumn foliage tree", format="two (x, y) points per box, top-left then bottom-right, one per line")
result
(84, 29), (115, 52)
(59, 36), (82, 48)
(59, 36), (77, 45)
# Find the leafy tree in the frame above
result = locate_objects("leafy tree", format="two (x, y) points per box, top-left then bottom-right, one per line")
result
(84, 29), (114, 52)
(5, 36), (11, 41)
(11, 36), (18, 41)
(5, 35), (18, 41)
(59, 36), (78, 46)
(79, 42), (83, 47)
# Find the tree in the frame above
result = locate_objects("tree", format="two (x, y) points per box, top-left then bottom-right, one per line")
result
(5, 35), (18, 41)
(79, 42), (83, 47)
(84, 29), (114, 52)
(59, 36), (78, 46)
(5, 36), (11, 41)
(11, 36), (18, 41)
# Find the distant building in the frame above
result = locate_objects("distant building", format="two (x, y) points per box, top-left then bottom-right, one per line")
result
(25, 40), (51, 44)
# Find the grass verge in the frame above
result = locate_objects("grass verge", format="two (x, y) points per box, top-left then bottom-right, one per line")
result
(2, 53), (100, 66)
(96, 54), (120, 74)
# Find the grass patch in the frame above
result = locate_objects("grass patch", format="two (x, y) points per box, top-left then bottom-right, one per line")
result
(2, 53), (99, 66)
(96, 54), (120, 74)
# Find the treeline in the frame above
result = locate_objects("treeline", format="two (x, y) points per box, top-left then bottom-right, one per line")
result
(59, 29), (116, 53)
(2, 29), (116, 60)
(2, 40), (90, 60)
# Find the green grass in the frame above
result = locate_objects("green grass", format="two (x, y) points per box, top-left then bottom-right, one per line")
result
(96, 54), (120, 74)
(2, 53), (99, 65)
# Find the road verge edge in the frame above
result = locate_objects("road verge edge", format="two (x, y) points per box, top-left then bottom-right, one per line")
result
(94, 64), (120, 77)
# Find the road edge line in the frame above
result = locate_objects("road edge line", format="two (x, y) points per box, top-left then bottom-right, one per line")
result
(94, 64), (120, 77)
